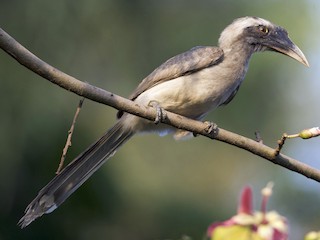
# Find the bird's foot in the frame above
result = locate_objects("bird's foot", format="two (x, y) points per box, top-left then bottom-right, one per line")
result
(204, 121), (218, 135)
(192, 121), (218, 137)
(148, 100), (167, 124)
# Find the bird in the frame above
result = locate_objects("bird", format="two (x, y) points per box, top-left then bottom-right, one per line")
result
(18, 16), (309, 228)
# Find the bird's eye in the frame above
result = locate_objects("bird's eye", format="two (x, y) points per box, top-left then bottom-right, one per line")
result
(258, 25), (269, 34)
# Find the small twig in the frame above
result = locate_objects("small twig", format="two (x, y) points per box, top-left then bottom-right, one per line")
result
(56, 98), (85, 174)
(274, 133), (288, 157)
(255, 131), (263, 144)
(274, 127), (320, 156)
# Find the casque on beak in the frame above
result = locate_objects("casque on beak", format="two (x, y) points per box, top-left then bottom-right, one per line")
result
(264, 27), (309, 67)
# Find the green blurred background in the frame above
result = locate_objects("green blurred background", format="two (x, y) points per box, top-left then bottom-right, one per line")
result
(0, 0), (320, 239)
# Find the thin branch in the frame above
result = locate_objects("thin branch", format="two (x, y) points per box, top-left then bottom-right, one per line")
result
(1, 27), (320, 182)
(56, 98), (85, 174)
(275, 127), (320, 156)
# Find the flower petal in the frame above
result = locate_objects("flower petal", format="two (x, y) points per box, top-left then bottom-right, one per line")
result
(238, 186), (253, 215)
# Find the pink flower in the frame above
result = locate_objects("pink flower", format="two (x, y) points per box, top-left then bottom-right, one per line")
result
(207, 183), (288, 240)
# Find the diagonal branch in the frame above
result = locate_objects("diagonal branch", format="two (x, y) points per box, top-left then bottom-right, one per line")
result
(1, 27), (320, 182)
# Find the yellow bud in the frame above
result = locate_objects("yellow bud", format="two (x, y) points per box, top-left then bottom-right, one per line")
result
(299, 127), (320, 139)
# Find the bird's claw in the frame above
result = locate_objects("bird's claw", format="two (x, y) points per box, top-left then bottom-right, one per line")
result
(192, 121), (218, 137)
(148, 100), (167, 124)
(204, 121), (218, 135)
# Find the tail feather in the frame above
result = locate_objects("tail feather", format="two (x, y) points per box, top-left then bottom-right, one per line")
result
(18, 120), (133, 228)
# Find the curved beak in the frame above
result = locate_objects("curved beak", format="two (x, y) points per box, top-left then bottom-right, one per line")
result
(264, 27), (309, 67)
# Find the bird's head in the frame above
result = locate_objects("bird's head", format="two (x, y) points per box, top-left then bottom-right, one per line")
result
(218, 16), (309, 67)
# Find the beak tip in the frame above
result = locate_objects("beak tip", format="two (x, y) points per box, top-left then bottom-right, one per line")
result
(292, 45), (309, 68)
(299, 56), (309, 67)
(288, 46), (309, 68)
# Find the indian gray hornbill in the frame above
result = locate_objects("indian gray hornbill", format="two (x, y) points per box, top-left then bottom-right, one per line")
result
(19, 16), (309, 228)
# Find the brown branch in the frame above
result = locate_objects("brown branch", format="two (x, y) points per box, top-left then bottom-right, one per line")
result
(1, 27), (320, 182)
(56, 98), (85, 174)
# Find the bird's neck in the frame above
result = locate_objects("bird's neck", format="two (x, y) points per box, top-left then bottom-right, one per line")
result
(222, 43), (254, 60)
(222, 42), (255, 66)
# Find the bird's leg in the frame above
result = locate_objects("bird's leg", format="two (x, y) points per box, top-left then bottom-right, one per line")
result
(148, 100), (167, 124)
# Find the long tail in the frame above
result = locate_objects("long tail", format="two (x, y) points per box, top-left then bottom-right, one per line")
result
(19, 120), (133, 228)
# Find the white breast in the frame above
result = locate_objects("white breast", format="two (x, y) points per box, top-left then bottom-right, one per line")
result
(134, 64), (243, 120)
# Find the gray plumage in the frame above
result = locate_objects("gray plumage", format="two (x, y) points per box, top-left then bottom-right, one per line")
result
(19, 16), (308, 228)
(19, 120), (134, 228)
(117, 46), (224, 118)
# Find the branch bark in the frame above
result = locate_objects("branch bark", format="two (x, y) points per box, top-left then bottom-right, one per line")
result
(1, 27), (319, 182)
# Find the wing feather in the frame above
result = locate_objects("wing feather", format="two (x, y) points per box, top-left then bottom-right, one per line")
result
(117, 46), (224, 118)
